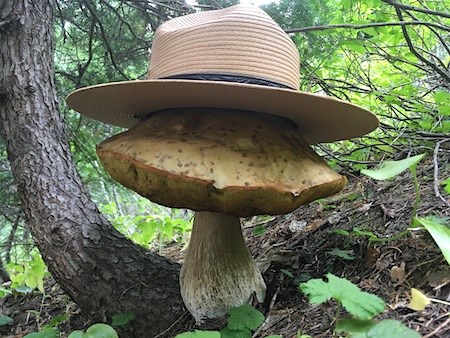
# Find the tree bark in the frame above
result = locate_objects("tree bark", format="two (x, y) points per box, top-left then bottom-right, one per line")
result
(0, 1), (186, 336)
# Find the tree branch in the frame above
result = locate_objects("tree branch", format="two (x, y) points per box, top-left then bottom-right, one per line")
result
(391, 6), (450, 84)
(286, 20), (450, 34)
(382, 0), (450, 19)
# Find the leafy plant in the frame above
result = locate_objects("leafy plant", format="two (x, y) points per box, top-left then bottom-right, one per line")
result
(7, 251), (48, 294)
(299, 273), (420, 337)
(67, 323), (119, 338)
(442, 177), (450, 195)
(414, 217), (450, 266)
(361, 153), (425, 220)
(22, 323), (119, 338)
(108, 213), (192, 249)
(0, 315), (13, 326)
(175, 304), (267, 338)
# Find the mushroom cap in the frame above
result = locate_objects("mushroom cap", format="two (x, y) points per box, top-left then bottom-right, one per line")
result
(97, 109), (347, 217)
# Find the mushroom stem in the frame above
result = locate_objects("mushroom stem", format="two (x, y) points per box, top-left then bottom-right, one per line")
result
(180, 211), (266, 323)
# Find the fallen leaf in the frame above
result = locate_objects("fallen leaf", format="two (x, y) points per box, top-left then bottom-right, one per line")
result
(408, 288), (431, 311)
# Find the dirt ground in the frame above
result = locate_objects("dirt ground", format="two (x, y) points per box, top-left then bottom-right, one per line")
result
(1, 156), (449, 337)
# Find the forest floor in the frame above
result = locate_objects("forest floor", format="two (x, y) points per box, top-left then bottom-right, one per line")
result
(1, 156), (449, 337)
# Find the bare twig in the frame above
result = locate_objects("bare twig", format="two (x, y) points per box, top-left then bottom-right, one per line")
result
(153, 311), (190, 338)
(423, 315), (450, 338)
(433, 138), (450, 207)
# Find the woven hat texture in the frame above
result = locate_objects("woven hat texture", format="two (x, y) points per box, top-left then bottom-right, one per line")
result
(66, 5), (378, 144)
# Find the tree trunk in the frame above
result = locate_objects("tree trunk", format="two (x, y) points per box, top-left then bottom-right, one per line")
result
(0, 1), (186, 336)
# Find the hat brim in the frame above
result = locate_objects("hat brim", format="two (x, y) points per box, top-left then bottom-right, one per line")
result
(66, 79), (378, 144)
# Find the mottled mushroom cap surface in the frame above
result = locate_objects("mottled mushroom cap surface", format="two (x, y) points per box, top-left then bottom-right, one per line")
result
(97, 109), (347, 217)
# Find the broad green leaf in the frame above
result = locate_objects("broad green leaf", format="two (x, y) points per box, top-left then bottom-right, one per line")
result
(408, 288), (431, 311)
(326, 274), (385, 320)
(175, 330), (220, 338)
(340, 40), (366, 53)
(23, 327), (59, 338)
(220, 326), (252, 338)
(0, 315), (13, 326)
(227, 305), (265, 331)
(67, 331), (86, 338)
(335, 318), (375, 334)
(85, 323), (118, 338)
(299, 278), (332, 304)
(111, 312), (135, 327)
(415, 217), (450, 265)
(351, 319), (421, 338)
(361, 154), (425, 180)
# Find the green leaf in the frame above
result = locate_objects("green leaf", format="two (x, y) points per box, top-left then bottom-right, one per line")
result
(47, 313), (68, 328)
(434, 91), (450, 116)
(0, 286), (12, 298)
(227, 305), (265, 331)
(300, 274), (385, 320)
(326, 248), (355, 260)
(111, 312), (135, 327)
(253, 224), (266, 236)
(85, 323), (118, 338)
(352, 228), (378, 240)
(335, 318), (375, 334)
(280, 269), (294, 278)
(175, 330), (220, 338)
(340, 40), (366, 53)
(361, 154), (425, 180)
(415, 217), (450, 265)
(299, 278), (332, 304)
(220, 326), (251, 338)
(0, 315), (13, 326)
(67, 331), (86, 338)
(443, 177), (450, 195)
(23, 327), (59, 338)
(351, 319), (421, 338)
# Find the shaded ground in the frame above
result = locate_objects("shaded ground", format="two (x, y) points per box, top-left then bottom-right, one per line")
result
(1, 156), (449, 337)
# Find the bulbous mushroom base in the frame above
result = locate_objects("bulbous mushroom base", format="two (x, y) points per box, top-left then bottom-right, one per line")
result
(180, 211), (266, 324)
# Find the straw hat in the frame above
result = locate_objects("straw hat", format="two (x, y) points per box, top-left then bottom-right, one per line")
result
(66, 5), (378, 144)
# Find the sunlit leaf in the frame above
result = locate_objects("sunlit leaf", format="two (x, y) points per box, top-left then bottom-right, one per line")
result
(67, 331), (85, 338)
(85, 323), (118, 338)
(415, 217), (450, 265)
(300, 274), (385, 320)
(361, 154), (425, 180)
(175, 330), (220, 338)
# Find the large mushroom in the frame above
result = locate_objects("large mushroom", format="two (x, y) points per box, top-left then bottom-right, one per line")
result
(96, 108), (347, 323)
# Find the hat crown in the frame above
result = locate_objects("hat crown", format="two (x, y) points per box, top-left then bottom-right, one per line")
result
(148, 5), (300, 90)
